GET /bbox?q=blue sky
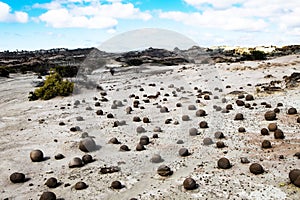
[0,0,299,51]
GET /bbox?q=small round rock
[289,169,300,184]
[39,192,56,200]
[217,157,232,169]
[120,145,130,151]
[30,149,44,162]
[179,148,190,157]
[214,131,225,139]
[157,165,173,176]
[264,111,276,121]
[274,129,285,139]
[68,157,83,168]
[268,123,277,131]
[234,113,244,120]
[261,128,269,135]
[287,107,297,115]
[10,172,25,183]
[183,178,197,190]
[199,121,208,128]
[79,137,97,152]
[45,177,58,188]
[111,181,122,189]
[150,154,163,163]
[189,128,198,136]
[136,143,146,151]
[82,154,93,164]
[75,181,88,190]
[203,137,213,145]
[249,163,264,175]
[262,140,272,149]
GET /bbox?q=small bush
[29,72,74,100]
[0,67,9,77]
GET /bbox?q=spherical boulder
[30,149,44,162]
[69,157,83,168]
[10,172,25,183]
[109,137,121,144]
[183,178,197,190]
[45,177,58,188]
[287,107,297,115]
[179,148,190,157]
[289,169,300,186]
[199,121,208,128]
[111,181,122,189]
[157,165,173,176]
[238,127,246,133]
[264,111,276,121]
[203,137,213,145]
[79,137,97,152]
[182,115,190,121]
[274,129,285,139]
[216,141,226,148]
[189,128,198,136]
[196,109,206,117]
[214,131,225,139]
[261,128,269,135]
[136,126,146,133]
[217,157,231,169]
[249,163,264,175]
[74,181,88,190]
[150,154,163,163]
[234,113,244,120]
[245,94,254,101]
[82,154,93,164]
[261,140,272,149]
[188,105,196,110]
[268,123,277,131]
[160,106,169,113]
[39,192,56,200]
[139,136,150,145]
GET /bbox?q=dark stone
[261,128,269,135]
[109,137,120,144]
[245,94,254,101]
[96,110,104,115]
[199,121,208,128]
[236,100,245,106]
[139,136,150,145]
[289,169,300,184]
[179,148,190,157]
[10,172,25,183]
[183,178,197,190]
[196,109,207,117]
[54,153,64,160]
[264,111,276,121]
[217,157,231,169]
[216,141,226,148]
[74,181,88,190]
[30,150,44,162]
[234,113,244,120]
[262,140,272,149]
[287,107,297,115]
[136,143,146,151]
[274,129,285,139]
[39,192,56,200]
[79,137,97,152]
[111,181,122,189]
[249,163,264,175]
[82,154,94,164]
[238,127,246,133]
[45,177,58,188]
[120,145,130,151]
[157,165,173,176]
[214,131,225,139]
[268,123,277,131]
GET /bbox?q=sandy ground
[0,55,300,200]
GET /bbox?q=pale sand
[0,55,299,200]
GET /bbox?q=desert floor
[0,55,299,200]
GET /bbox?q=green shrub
[0,67,9,77]
[30,72,74,100]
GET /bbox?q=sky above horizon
[0,0,299,51]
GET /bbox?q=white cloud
[37,0,152,29]
[0,2,28,23]
[159,11,267,31]
[161,0,300,33]
[184,0,246,9]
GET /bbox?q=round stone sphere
[261,128,269,135]
[268,123,277,131]
[45,177,58,188]
[39,192,56,200]
[183,178,197,190]
[289,169,300,184]
[261,140,272,149]
[196,109,206,117]
[75,181,88,190]
[217,157,231,169]
[157,165,173,176]
[189,128,198,136]
[79,137,97,152]
[287,107,297,115]
[68,157,83,168]
[264,111,276,121]
[10,172,25,183]
[150,154,163,163]
[111,181,122,189]
[179,148,190,157]
[274,129,285,139]
[249,163,264,175]
[82,154,93,164]
[30,149,44,162]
